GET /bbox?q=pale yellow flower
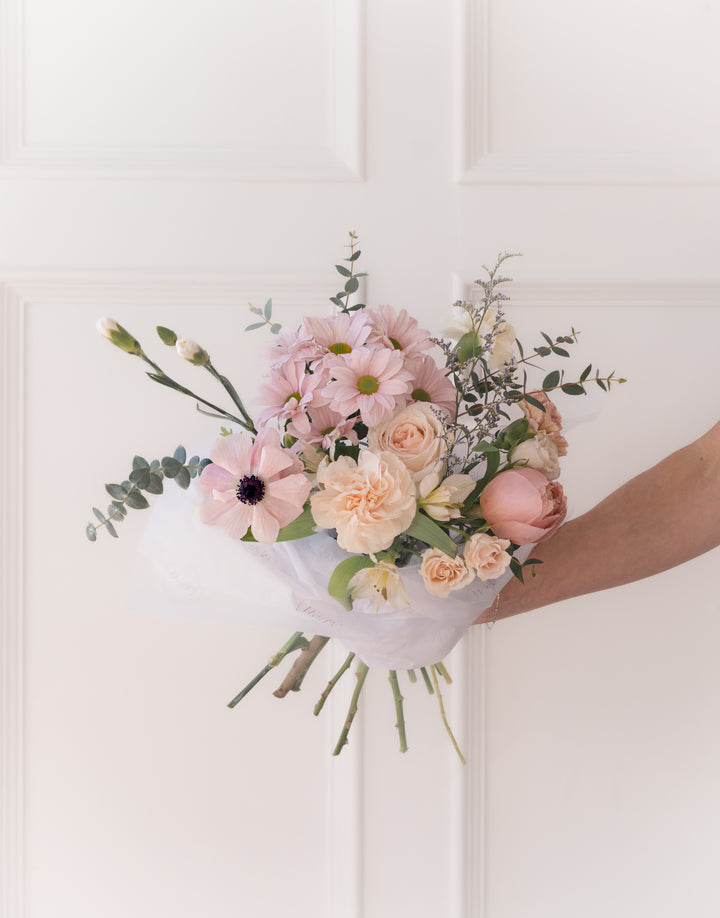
[349,562,410,610]
[417,471,475,521]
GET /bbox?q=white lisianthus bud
[510,430,561,480]
[96,317,142,355]
[176,338,209,366]
[349,561,410,611]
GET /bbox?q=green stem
[314,652,355,716]
[206,362,257,433]
[273,635,329,698]
[420,666,434,695]
[434,662,452,685]
[429,665,466,765]
[388,671,408,753]
[407,669,417,684]
[227,632,308,708]
[332,660,369,756]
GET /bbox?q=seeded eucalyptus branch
[86,446,211,541]
[329,230,367,313]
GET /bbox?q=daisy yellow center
[329,342,352,355]
[389,337,402,350]
[236,474,265,506]
[357,375,379,395]
[411,387,431,402]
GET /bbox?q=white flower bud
[176,338,209,366]
[96,317,141,354]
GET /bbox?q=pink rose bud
[479,467,567,545]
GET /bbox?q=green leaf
[596,378,607,391]
[347,250,361,261]
[199,458,212,472]
[522,393,546,412]
[344,276,359,294]
[245,322,265,331]
[561,383,586,395]
[105,483,127,500]
[405,511,457,556]
[173,445,187,464]
[145,473,164,494]
[551,346,570,358]
[264,298,272,319]
[580,364,592,382]
[476,449,501,490]
[542,370,560,390]
[129,468,150,489]
[335,264,352,277]
[496,417,533,451]
[105,520,118,538]
[125,490,150,510]
[92,507,105,522]
[541,332,553,346]
[162,457,182,478]
[132,455,150,470]
[327,555,375,610]
[174,467,191,490]
[156,326,177,346]
[86,523,97,541]
[472,439,500,454]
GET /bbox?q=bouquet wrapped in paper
[88,238,623,759]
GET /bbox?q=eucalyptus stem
[388,670,408,753]
[273,635,329,698]
[314,651,355,716]
[332,660,369,756]
[429,665,466,766]
[420,666,434,694]
[227,632,308,708]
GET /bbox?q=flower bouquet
[88,236,623,760]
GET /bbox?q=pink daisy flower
[288,406,360,451]
[267,326,321,370]
[324,347,412,427]
[301,313,371,360]
[405,355,458,418]
[364,304,433,357]
[256,361,328,436]
[199,428,311,543]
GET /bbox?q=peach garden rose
[463,533,511,581]
[367,402,447,481]
[419,548,475,598]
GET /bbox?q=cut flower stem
[389,670,408,753]
[332,660,370,756]
[314,651,355,716]
[227,631,308,708]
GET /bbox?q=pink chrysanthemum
[199,428,311,543]
[405,355,457,418]
[256,361,328,436]
[364,304,433,357]
[288,406,359,450]
[324,348,412,427]
[301,313,371,361]
[267,326,320,369]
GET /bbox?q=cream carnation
[367,403,447,481]
[510,431,561,480]
[463,533,511,581]
[310,450,416,554]
[419,548,475,598]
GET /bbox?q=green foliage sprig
[329,231,367,313]
[86,446,210,541]
[245,298,281,335]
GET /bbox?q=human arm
[473,420,720,624]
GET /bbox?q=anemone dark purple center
[236,474,266,505]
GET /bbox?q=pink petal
[210,433,253,476]
[254,445,294,481]
[266,473,311,510]
[198,463,235,495]
[217,502,253,539]
[250,504,281,543]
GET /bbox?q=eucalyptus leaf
[173,445,187,464]
[129,468,150,489]
[561,384,586,395]
[344,276,359,294]
[335,264,352,277]
[85,524,97,542]
[348,250,361,261]
[162,457,182,478]
[199,458,212,472]
[404,512,457,556]
[150,459,160,471]
[264,298,272,319]
[542,370,560,390]
[92,507,105,522]
[105,483,127,500]
[132,455,150,470]
[105,520,118,538]
[245,322,265,331]
[174,467,191,490]
[580,364,592,381]
[551,346,570,358]
[145,473,164,494]
[125,490,150,510]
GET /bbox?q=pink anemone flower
[324,347,412,427]
[199,428,311,543]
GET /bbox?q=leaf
[125,490,150,510]
[510,557,525,583]
[199,457,212,472]
[129,468,150,489]
[344,276,359,294]
[264,298,272,319]
[580,364,592,382]
[522,393,547,412]
[561,383,586,395]
[92,507,105,522]
[105,483,127,500]
[85,523,97,542]
[541,332,553,346]
[174,467,191,490]
[173,445,187,464]
[145,473,164,494]
[596,378,607,391]
[132,455,150,470]
[245,322,265,331]
[156,326,177,346]
[476,449,501,490]
[335,264,352,277]
[347,250,361,261]
[105,520,118,538]
[327,555,375,610]
[551,346,570,358]
[241,504,317,543]
[404,512,457,556]
[472,439,500,454]
[162,457,182,478]
[542,370,560,390]
[496,417,533,451]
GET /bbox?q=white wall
[2,1,720,916]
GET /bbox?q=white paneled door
[2,2,720,916]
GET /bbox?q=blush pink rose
[479,467,567,544]
[520,392,568,457]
